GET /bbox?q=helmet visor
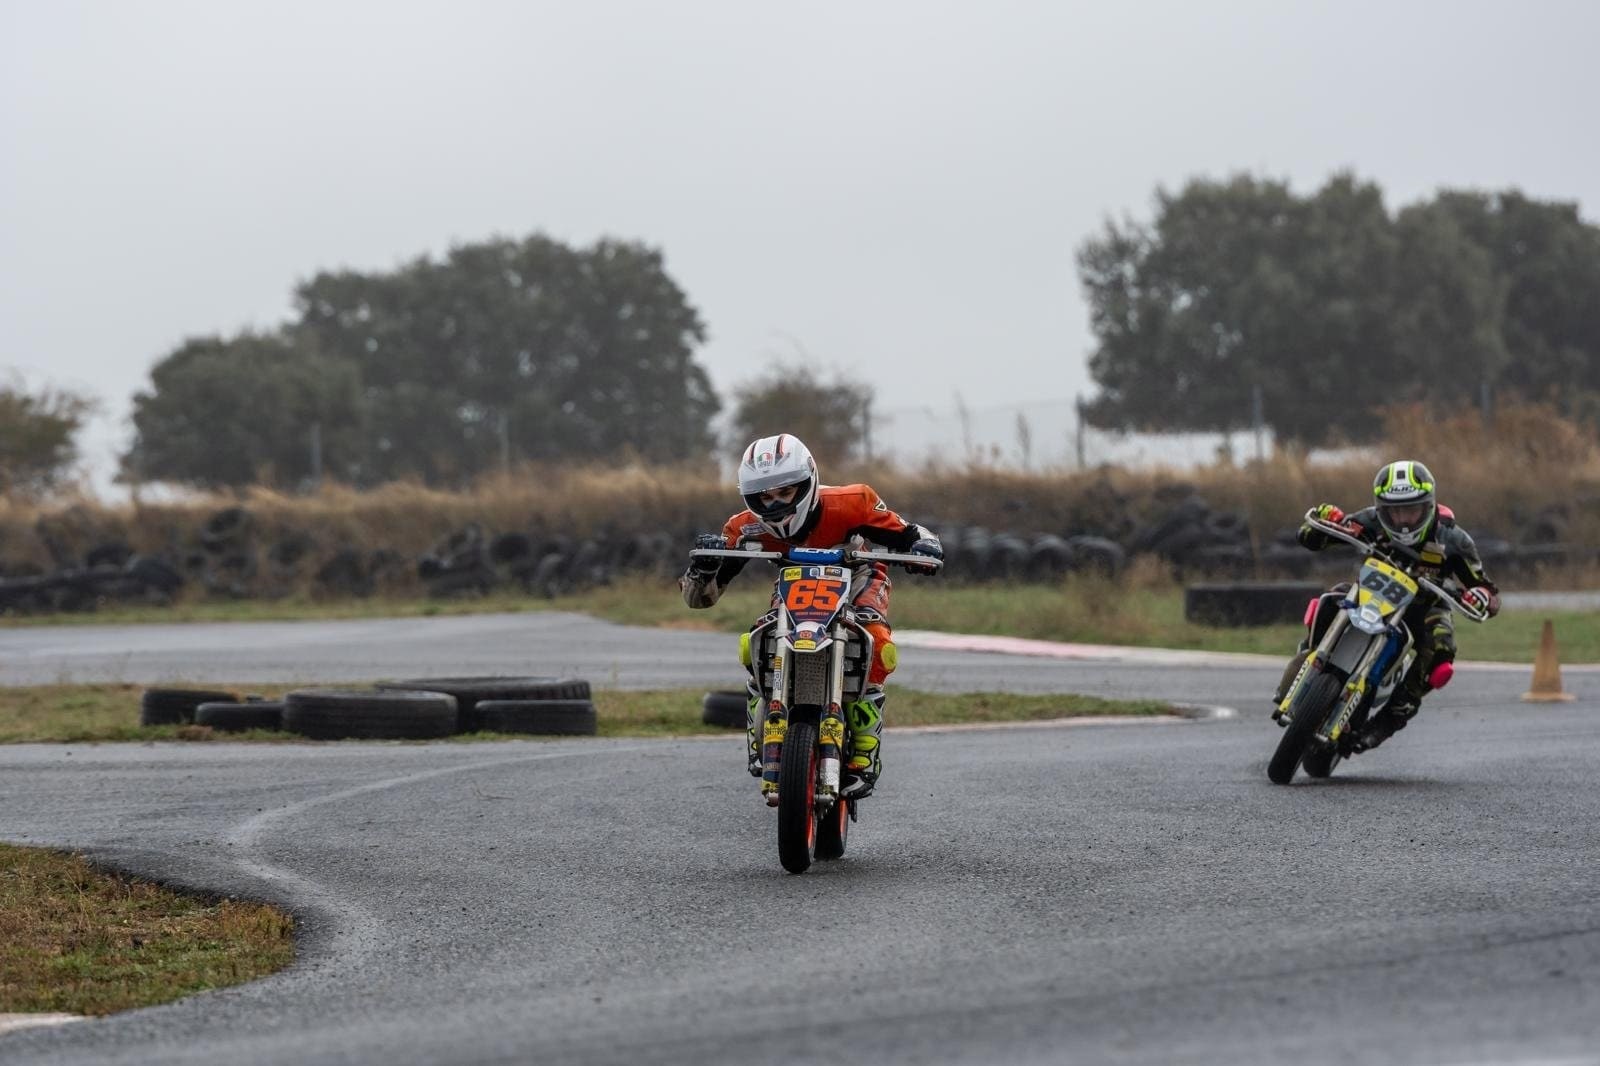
[745,478,811,519]
[754,485,799,516]
[739,467,809,495]
[1379,502,1431,533]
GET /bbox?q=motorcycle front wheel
[1268,670,1343,785]
[1301,746,1341,778]
[777,720,819,874]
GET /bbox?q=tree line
[7,179,1597,495]
[110,234,877,490]
[1078,174,1600,445]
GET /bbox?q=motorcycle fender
[1324,635,1387,742]
[1279,650,1320,714]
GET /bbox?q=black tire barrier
[1025,535,1076,581]
[127,555,184,595]
[421,564,497,597]
[1184,582,1325,627]
[1255,542,1317,579]
[376,676,592,733]
[489,532,534,567]
[200,507,253,553]
[140,687,239,726]
[986,534,1029,581]
[195,700,285,733]
[1131,495,1211,554]
[701,690,748,729]
[283,688,458,740]
[1184,543,1255,577]
[1066,535,1125,577]
[475,699,598,736]
[314,547,373,597]
[84,540,134,568]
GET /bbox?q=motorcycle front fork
[760,702,847,804]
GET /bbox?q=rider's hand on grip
[689,532,727,575]
[905,537,943,574]
[1311,503,1344,524]
[1461,586,1497,616]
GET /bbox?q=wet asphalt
[0,614,1596,1065]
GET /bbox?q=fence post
[309,422,323,490]
[1251,384,1265,461]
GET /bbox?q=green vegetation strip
[3,578,1593,662]
[0,684,1173,745]
[565,579,1600,664]
[0,843,294,1016]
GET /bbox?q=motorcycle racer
[1280,459,1499,751]
[681,433,943,797]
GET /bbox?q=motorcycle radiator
[790,648,831,707]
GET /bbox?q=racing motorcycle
[689,542,942,874]
[1267,509,1489,785]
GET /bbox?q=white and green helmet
[1372,459,1437,546]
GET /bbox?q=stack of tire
[139,687,286,733]
[937,526,1128,583]
[372,676,596,736]
[701,690,748,728]
[139,676,596,739]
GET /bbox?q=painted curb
[0,1013,86,1036]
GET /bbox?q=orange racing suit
[681,483,937,684]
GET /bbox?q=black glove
[905,537,943,573]
[688,533,727,576]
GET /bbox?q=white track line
[223,745,654,970]
[894,629,1600,673]
[0,1013,85,1036]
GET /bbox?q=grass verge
[0,843,294,1015]
[562,579,1600,664]
[3,578,1594,662]
[0,684,1175,744]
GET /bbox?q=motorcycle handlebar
[688,546,943,573]
[1302,511,1488,624]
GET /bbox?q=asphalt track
[1,614,1597,1065]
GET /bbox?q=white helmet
[737,434,819,539]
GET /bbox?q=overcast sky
[4,0,1598,484]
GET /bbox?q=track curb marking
[0,1013,85,1036]
[893,629,1600,673]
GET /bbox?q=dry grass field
[2,403,1596,597]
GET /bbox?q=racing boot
[1355,693,1419,752]
[744,680,762,778]
[842,687,886,799]
[1356,655,1449,752]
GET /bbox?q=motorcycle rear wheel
[777,720,819,874]
[1268,670,1343,785]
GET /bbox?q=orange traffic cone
[1522,619,1576,703]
